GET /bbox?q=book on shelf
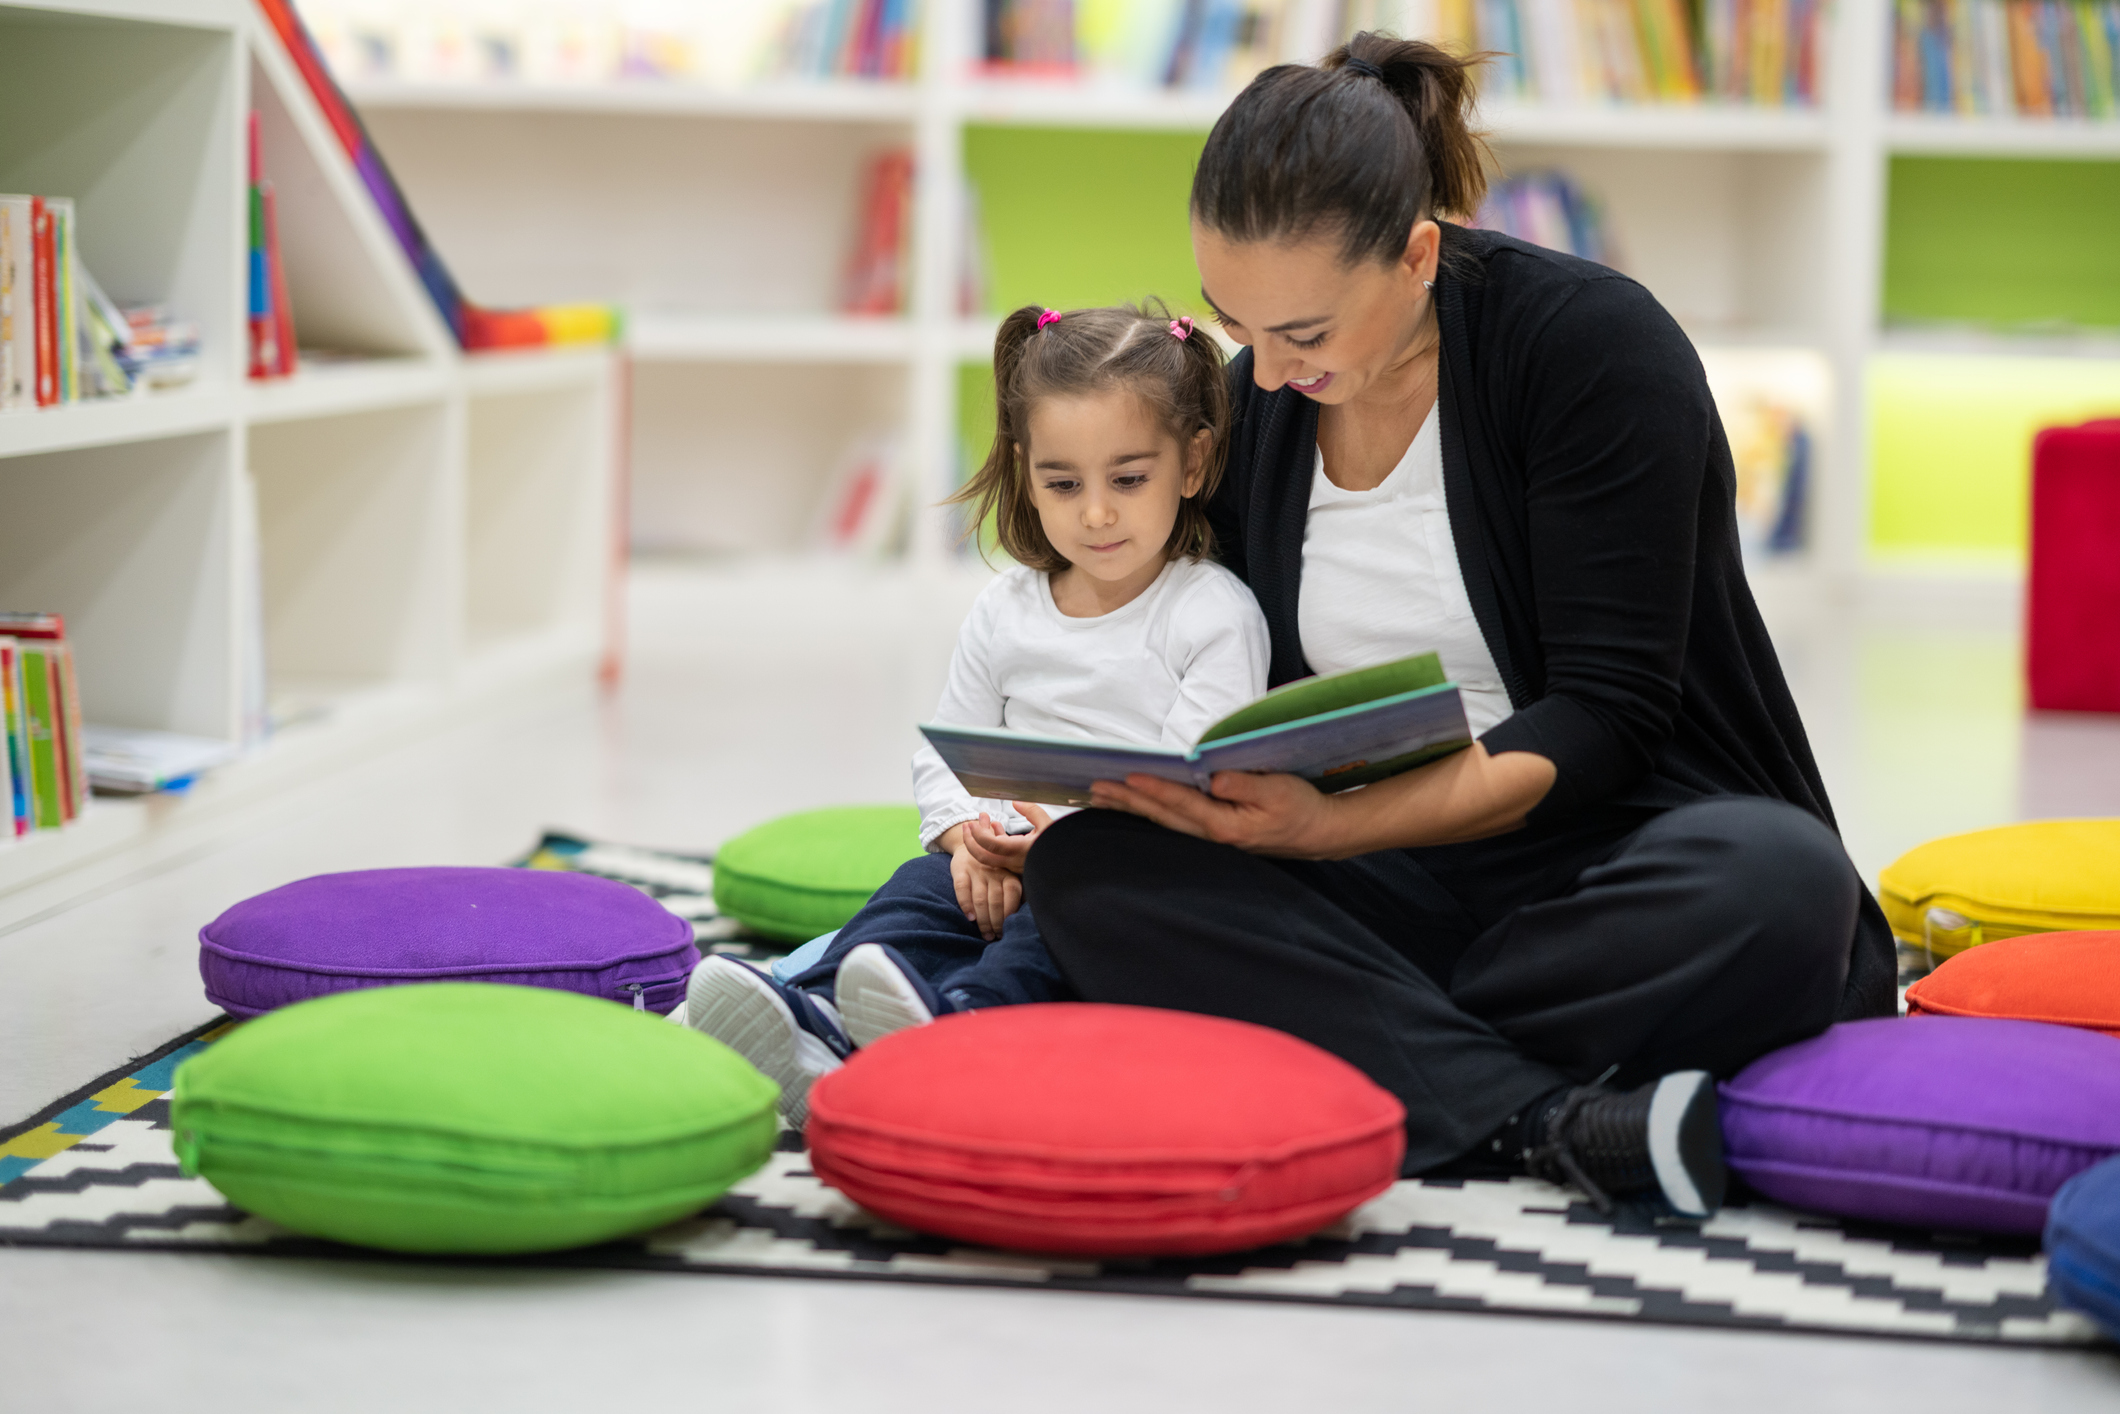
[1473,171,1610,262]
[0,614,87,834]
[247,111,300,381]
[812,431,910,556]
[921,651,1471,807]
[1894,0,2120,118]
[842,148,914,316]
[1,194,197,410]
[296,0,919,86]
[80,727,239,797]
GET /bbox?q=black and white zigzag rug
[0,833,2103,1349]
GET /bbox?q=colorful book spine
[31,198,56,407]
[1895,0,2120,116]
[0,616,85,829]
[0,639,25,838]
[0,197,26,410]
[17,646,63,830]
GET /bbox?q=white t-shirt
[912,557,1271,851]
[1298,407,1513,736]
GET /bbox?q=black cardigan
[1208,223,1895,1020]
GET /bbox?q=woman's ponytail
[1331,34,1489,221]
[1192,30,1493,264]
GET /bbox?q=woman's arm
[1089,742,1555,860]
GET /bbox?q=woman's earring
[1423,280,1434,291]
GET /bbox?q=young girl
[684,302,1271,1123]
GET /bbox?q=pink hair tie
[1169,316,1194,340]
[1036,308,1061,330]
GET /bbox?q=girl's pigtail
[1159,307,1230,563]
[946,306,1066,570]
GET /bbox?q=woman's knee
[1662,796,1859,964]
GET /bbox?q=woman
[1018,34,1896,1217]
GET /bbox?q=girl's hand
[1088,770,1339,859]
[950,833,1023,940]
[960,803,1054,874]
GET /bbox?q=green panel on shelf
[1868,353,2120,557]
[1884,158,2120,329]
[964,125,1210,318]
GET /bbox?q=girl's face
[1191,220,1441,403]
[1021,387,1209,596]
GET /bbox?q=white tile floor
[3,557,2118,1411]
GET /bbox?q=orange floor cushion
[1904,930,2120,1038]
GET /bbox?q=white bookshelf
[0,0,618,919]
[332,0,2120,593]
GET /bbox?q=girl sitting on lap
[684,302,1271,1124]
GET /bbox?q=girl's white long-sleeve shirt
[912,557,1272,851]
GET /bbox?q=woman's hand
[1088,745,1558,859]
[1089,770,1341,858]
[960,803,1054,874]
[946,825,1023,941]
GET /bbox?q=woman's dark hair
[950,301,1230,574]
[1191,32,1491,265]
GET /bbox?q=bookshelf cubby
[0,0,618,921]
[328,0,2120,593]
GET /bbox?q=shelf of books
[268,0,2120,597]
[0,0,617,917]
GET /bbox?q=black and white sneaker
[684,955,852,1128]
[1524,1070,1726,1218]
[835,943,959,1049]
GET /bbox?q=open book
[919,652,1471,808]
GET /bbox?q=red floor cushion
[1905,930,2120,1037]
[805,1004,1405,1256]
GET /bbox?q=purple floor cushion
[1720,1017,2120,1234]
[200,867,698,1018]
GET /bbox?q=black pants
[786,854,1072,1009]
[1025,795,1865,1174]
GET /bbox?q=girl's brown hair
[1190,33,1492,265]
[950,301,1230,574]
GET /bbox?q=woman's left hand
[1089,770,1339,859]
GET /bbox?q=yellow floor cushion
[1879,819,2120,963]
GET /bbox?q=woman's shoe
[684,955,851,1128]
[835,943,959,1049]
[1524,1071,1726,1218]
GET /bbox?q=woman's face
[1192,220,1440,404]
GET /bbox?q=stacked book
[1,614,87,839]
[1,195,198,411]
[1893,0,2120,117]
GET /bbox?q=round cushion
[2046,1155,2120,1340]
[805,1003,1406,1256]
[1905,930,2120,1037]
[712,805,923,943]
[171,983,778,1253]
[1720,1017,2120,1234]
[1878,819,2120,961]
[199,867,698,1017]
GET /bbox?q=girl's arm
[1088,742,1555,860]
[913,590,1010,854]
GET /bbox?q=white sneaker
[836,943,956,1049]
[684,955,851,1128]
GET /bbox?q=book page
[1195,652,1448,745]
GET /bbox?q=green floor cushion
[713,805,924,942]
[171,983,779,1254]
[1880,820,2120,966]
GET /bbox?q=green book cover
[1197,652,1448,743]
[19,647,62,829]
